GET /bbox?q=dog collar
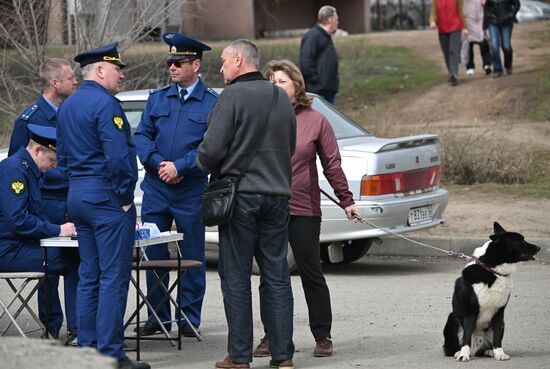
[474,259,507,277]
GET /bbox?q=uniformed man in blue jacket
[134,32,217,338]
[8,58,78,341]
[57,43,148,369]
[0,124,79,341]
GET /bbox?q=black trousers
[289,215,332,339]
[260,215,332,339]
[466,39,492,70]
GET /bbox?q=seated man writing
[0,124,79,345]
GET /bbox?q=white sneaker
[466,69,475,76]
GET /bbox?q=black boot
[117,356,151,369]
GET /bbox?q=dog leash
[319,188,473,261]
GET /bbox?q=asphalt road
[2,255,549,369]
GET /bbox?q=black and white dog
[443,222,540,362]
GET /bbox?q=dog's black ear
[493,222,506,234]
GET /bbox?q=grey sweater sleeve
[196,94,235,172]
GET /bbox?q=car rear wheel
[252,244,296,275]
[320,239,373,264]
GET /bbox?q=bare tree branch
[0,0,187,141]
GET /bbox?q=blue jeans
[218,193,294,363]
[488,23,513,74]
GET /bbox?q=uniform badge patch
[113,115,124,131]
[11,180,25,196]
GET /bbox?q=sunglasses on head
[166,59,194,68]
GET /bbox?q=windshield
[311,96,370,139]
[121,101,145,134]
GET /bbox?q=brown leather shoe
[253,335,271,357]
[269,359,294,369]
[314,337,333,357]
[215,356,250,369]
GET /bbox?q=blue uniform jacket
[57,80,137,206]
[134,79,217,183]
[8,95,68,196]
[0,148,60,242]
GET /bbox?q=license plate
[408,206,432,226]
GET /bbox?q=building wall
[45,0,372,45]
[181,0,255,40]
[254,0,315,37]
[254,0,371,37]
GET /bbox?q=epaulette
[205,87,219,97]
[19,104,39,121]
[150,85,171,94]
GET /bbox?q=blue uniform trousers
[38,197,80,330]
[67,178,136,360]
[141,175,206,329]
[0,238,79,330]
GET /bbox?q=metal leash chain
[319,188,473,261]
[353,215,472,261]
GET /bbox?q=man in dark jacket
[197,39,296,369]
[484,0,520,77]
[299,5,339,104]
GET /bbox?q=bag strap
[235,84,279,182]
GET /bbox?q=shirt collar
[36,95,58,120]
[230,71,265,85]
[20,148,41,179]
[82,80,113,95]
[177,78,200,100]
[42,94,59,112]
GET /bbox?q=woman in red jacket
[253,59,359,358]
[430,0,468,85]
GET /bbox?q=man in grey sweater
[197,39,296,369]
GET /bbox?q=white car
[517,0,550,22]
[117,88,448,269]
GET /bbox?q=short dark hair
[226,39,260,69]
[39,58,71,88]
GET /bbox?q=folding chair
[0,272,46,338]
[124,243,202,359]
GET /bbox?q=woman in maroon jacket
[254,59,359,358]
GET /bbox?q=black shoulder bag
[202,85,279,227]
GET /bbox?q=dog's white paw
[455,346,471,362]
[493,348,510,361]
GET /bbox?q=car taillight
[361,165,441,196]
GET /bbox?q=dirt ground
[364,21,550,238]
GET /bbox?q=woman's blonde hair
[263,59,313,108]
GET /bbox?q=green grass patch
[531,66,550,121]
[199,36,441,114]
[473,179,550,199]
[336,39,440,117]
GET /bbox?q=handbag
[202,85,280,227]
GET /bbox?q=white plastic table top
[40,231,183,248]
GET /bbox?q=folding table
[40,231,193,360]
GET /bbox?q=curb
[369,236,550,260]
